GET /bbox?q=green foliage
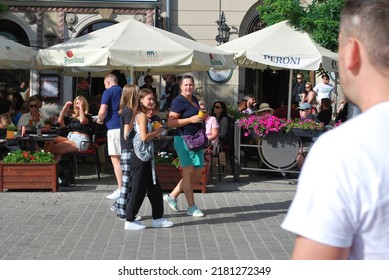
[257,0,305,27]
[226,104,242,120]
[155,152,180,168]
[0,4,7,13]
[284,118,324,132]
[44,118,52,125]
[257,0,343,52]
[3,150,55,163]
[6,124,17,131]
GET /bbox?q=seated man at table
[49,96,93,161]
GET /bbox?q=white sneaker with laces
[124,220,146,230]
[152,218,174,228]
[106,189,120,200]
[119,216,142,221]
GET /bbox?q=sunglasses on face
[214,106,221,109]
[29,104,38,108]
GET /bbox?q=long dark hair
[211,100,228,122]
[128,88,154,131]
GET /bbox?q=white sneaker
[106,189,120,200]
[120,216,142,221]
[152,218,174,228]
[124,220,146,230]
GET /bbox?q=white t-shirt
[204,115,219,141]
[17,111,48,131]
[282,102,389,260]
[313,83,335,102]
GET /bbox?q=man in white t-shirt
[313,73,336,112]
[282,0,389,260]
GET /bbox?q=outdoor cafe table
[17,133,58,153]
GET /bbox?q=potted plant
[6,123,17,139]
[0,150,58,192]
[284,119,324,137]
[155,152,182,191]
[43,118,52,131]
[238,115,325,138]
[238,114,288,137]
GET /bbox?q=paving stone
[0,164,297,260]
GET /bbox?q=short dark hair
[341,0,389,73]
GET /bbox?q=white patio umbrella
[217,20,337,71]
[36,19,235,74]
[0,36,33,69]
[217,20,338,118]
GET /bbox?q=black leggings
[125,154,164,222]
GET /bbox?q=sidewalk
[0,162,297,260]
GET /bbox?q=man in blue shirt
[97,73,123,200]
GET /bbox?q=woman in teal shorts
[164,75,205,217]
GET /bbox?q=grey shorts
[68,132,90,152]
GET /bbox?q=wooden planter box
[156,164,207,193]
[0,162,58,192]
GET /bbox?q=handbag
[132,114,153,162]
[133,132,153,161]
[182,128,208,151]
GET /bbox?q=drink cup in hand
[198,109,206,117]
[152,121,162,130]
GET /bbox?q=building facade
[1,0,297,112]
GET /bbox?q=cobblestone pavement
[0,163,297,260]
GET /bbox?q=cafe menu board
[39,74,60,99]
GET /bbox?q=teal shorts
[174,136,204,168]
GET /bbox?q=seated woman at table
[17,95,48,132]
[50,96,93,161]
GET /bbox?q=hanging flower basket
[238,115,325,138]
[288,128,324,138]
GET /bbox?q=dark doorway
[243,17,290,109]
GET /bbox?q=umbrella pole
[334,72,339,119]
[89,76,92,95]
[130,67,134,84]
[287,69,293,120]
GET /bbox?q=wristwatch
[207,69,233,84]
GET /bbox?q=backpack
[58,154,76,186]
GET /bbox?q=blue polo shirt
[101,84,122,130]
